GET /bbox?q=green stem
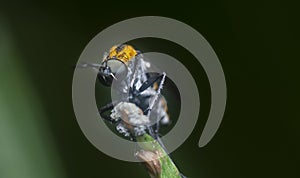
[136,134,182,178]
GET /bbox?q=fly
[77,44,185,178]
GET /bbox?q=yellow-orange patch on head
[106,44,138,63]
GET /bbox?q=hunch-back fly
[77,44,184,178]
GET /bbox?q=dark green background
[0,0,298,178]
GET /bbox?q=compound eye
[106,59,128,81]
[97,67,112,87]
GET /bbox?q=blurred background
[0,0,298,178]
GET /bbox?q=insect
[78,44,170,138]
[78,44,186,178]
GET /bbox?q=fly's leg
[136,72,167,141]
[180,173,188,178]
[145,72,166,115]
[137,72,166,94]
[99,101,119,124]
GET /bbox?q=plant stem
[136,134,182,178]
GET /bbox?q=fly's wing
[130,57,171,136]
[128,55,149,90]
